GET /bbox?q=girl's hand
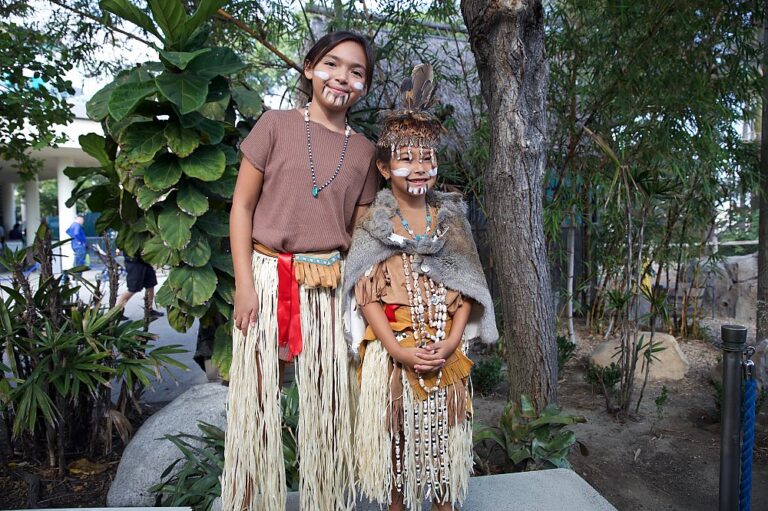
[394,346,445,373]
[423,339,460,363]
[234,287,259,334]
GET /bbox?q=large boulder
[107,383,228,507]
[590,332,689,381]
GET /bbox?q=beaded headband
[377,63,442,159]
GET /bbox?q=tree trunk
[758,6,768,342]
[461,0,557,408]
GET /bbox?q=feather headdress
[377,63,442,153]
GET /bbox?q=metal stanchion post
[719,324,747,511]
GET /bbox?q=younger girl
[344,64,498,511]
[224,32,379,511]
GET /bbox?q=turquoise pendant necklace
[395,203,432,241]
[304,103,351,198]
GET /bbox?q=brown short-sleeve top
[240,109,379,253]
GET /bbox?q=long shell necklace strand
[304,102,351,198]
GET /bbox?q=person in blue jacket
[66,215,88,267]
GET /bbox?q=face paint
[391,167,411,177]
[314,70,330,80]
[427,166,438,177]
[407,185,427,195]
[352,81,365,91]
[322,86,350,106]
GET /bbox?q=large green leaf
[216,274,235,305]
[168,305,195,332]
[210,250,234,277]
[155,71,209,114]
[158,206,196,249]
[121,121,166,162]
[145,154,182,191]
[186,48,246,79]
[198,93,229,121]
[164,122,199,157]
[79,133,112,168]
[136,186,171,210]
[147,0,187,46]
[86,81,118,121]
[196,209,229,236]
[176,181,209,216]
[182,0,229,42]
[181,236,212,267]
[160,48,211,70]
[115,227,145,257]
[100,0,162,40]
[108,81,158,121]
[155,280,179,309]
[196,166,236,199]
[168,264,217,306]
[141,235,174,266]
[180,112,225,144]
[211,323,232,380]
[179,146,225,181]
[231,87,263,117]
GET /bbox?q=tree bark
[461,0,557,408]
[758,5,768,342]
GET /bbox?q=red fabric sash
[277,253,302,360]
[384,304,399,322]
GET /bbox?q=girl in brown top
[224,32,378,511]
[343,65,497,511]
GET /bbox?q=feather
[398,63,434,111]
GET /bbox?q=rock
[107,383,228,507]
[753,339,768,392]
[590,332,690,381]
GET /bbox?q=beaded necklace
[304,102,351,198]
[395,203,432,241]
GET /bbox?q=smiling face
[377,146,438,198]
[304,40,368,110]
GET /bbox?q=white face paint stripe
[427,167,438,177]
[391,167,411,177]
[314,70,330,80]
[352,82,365,91]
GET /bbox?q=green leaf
[160,48,211,70]
[86,81,118,121]
[158,207,196,249]
[231,87,263,117]
[180,112,225,144]
[196,165,236,199]
[137,186,171,210]
[211,323,232,380]
[196,209,229,236]
[210,250,234,277]
[156,71,209,114]
[198,93,229,121]
[79,133,112,168]
[186,48,246,79]
[183,0,229,41]
[181,236,211,267]
[108,80,158,121]
[165,122,200,158]
[168,305,195,332]
[100,0,162,40]
[141,235,174,266]
[176,181,209,216]
[145,154,183,191]
[179,146,225,181]
[116,227,145,258]
[147,0,187,46]
[168,264,217,306]
[121,121,166,163]
[155,280,179,308]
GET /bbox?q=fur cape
[343,188,499,354]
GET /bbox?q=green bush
[585,362,622,393]
[557,335,577,374]
[471,356,504,395]
[473,395,587,473]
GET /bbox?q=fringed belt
[253,242,342,360]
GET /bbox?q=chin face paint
[406,185,428,195]
[322,86,350,106]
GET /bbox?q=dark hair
[300,31,375,98]
[375,145,391,166]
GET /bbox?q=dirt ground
[473,321,768,511]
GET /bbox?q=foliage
[471,356,504,396]
[0,2,75,177]
[0,222,185,471]
[654,384,669,423]
[584,363,622,394]
[473,394,587,473]
[556,334,577,374]
[67,0,252,374]
[152,384,301,509]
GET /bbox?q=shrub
[471,356,504,395]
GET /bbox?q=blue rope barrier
[739,362,756,511]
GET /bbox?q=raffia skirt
[221,251,356,511]
[355,336,474,511]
